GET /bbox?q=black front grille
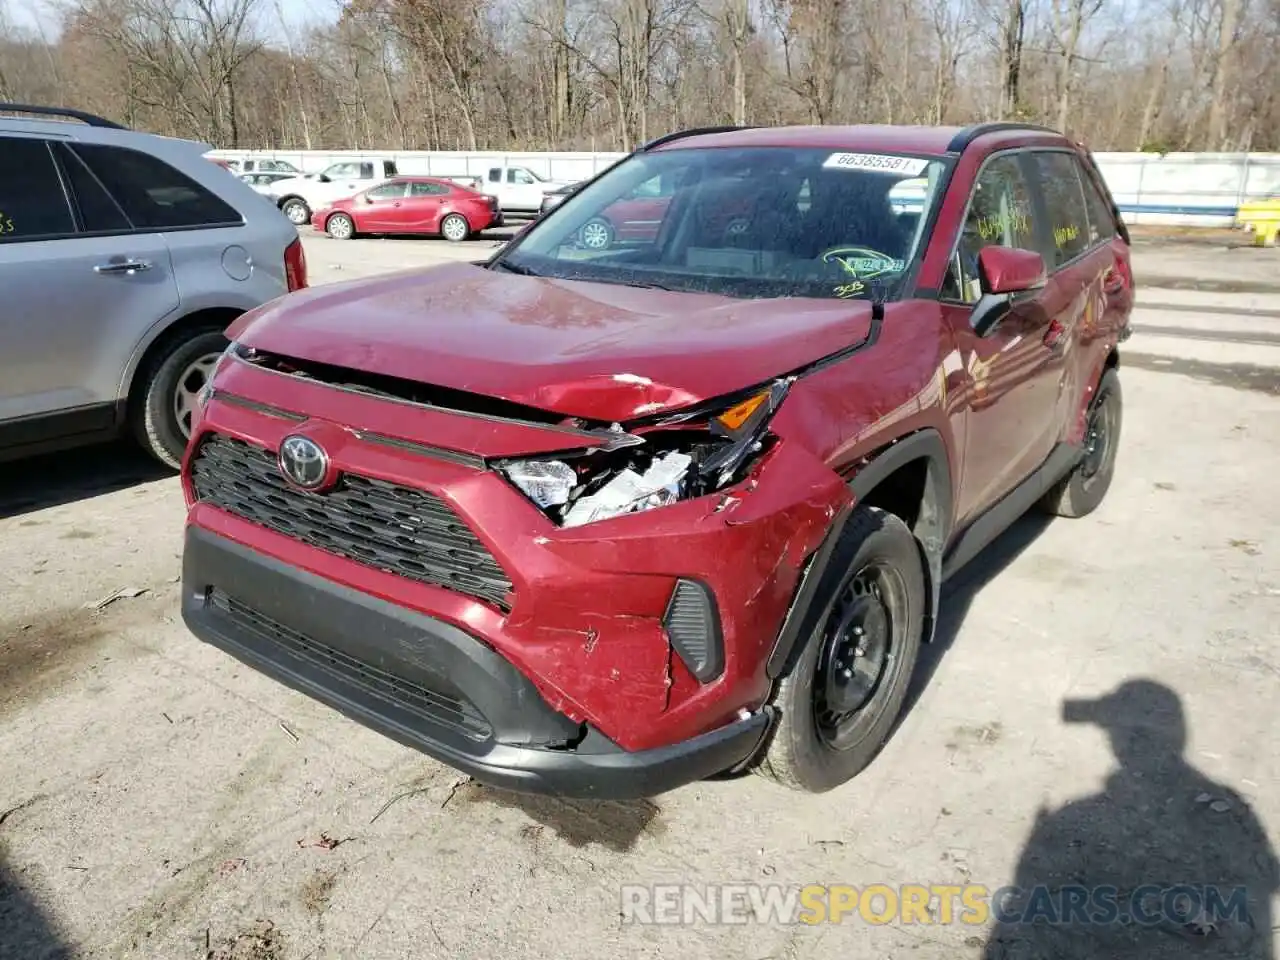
[191,433,513,610]
[209,589,492,741]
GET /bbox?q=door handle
[94,259,153,276]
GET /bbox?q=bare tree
[4,0,1277,151]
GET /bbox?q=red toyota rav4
[180,122,1133,799]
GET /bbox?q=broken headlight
[498,379,790,529]
[197,340,242,409]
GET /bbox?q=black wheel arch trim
[765,428,953,679]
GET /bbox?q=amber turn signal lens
[715,392,768,432]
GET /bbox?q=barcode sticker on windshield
[823,153,929,175]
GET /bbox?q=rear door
[606,173,672,242]
[0,135,179,434]
[938,151,1063,524]
[402,181,450,233]
[1024,149,1130,438]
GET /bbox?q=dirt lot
[1,234,1278,960]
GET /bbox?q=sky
[2,0,339,44]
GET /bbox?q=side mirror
[970,246,1047,338]
[316,174,331,183]
[362,195,374,204]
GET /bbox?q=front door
[356,181,410,232]
[939,151,1063,526]
[506,168,544,211]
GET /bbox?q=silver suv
[0,103,307,469]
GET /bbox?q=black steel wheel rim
[1080,389,1116,487]
[813,561,905,751]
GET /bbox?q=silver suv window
[0,138,76,240]
[70,143,242,231]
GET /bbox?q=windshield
[497,146,949,301]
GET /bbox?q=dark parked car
[180,122,1133,799]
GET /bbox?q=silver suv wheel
[173,353,221,440]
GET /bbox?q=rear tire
[326,213,355,240]
[440,214,470,242]
[132,329,229,470]
[754,507,926,793]
[1038,369,1122,518]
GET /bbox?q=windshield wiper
[595,277,681,292]
[491,259,542,277]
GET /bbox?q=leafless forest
[1,0,1277,153]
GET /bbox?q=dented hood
[229,261,875,422]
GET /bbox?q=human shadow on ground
[983,679,1278,959]
[0,849,76,959]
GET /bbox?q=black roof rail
[637,125,757,152]
[0,103,126,129]
[946,121,1061,154]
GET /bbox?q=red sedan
[311,176,503,242]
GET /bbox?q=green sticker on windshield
[822,248,906,281]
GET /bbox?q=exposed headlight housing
[497,379,791,529]
[196,340,241,409]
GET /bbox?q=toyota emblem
[278,435,329,490]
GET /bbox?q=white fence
[208,147,1280,227]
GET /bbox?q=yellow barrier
[1237,198,1280,246]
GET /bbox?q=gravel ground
[1,234,1277,960]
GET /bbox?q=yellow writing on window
[835,281,865,299]
[0,213,14,235]
[1054,224,1080,247]
[975,205,1031,241]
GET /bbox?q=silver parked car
[0,103,307,469]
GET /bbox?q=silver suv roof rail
[0,103,127,129]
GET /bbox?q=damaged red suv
[181,123,1134,798]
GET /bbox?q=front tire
[440,213,470,242]
[326,212,355,240]
[578,218,614,250]
[132,329,229,470]
[755,507,926,793]
[280,197,311,226]
[1038,368,1122,518]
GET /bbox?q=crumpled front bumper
[181,370,851,787]
[182,525,773,799]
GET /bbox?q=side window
[54,143,131,233]
[488,168,501,182]
[409,182,448,197]
[1028,151,1090,267]
[72,144,242,230]
[1077,160,1117,244]
[947,154,1038,303]
[0,137,76,240]
[365,182,406,200]
[509,168,535,185]
[357,163,372,178]
[383,161,399,176]
[325,162,359,178]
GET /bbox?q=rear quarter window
[1076,158,1118,244]
[1028,151,1091,267]
[71,143,243,230]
